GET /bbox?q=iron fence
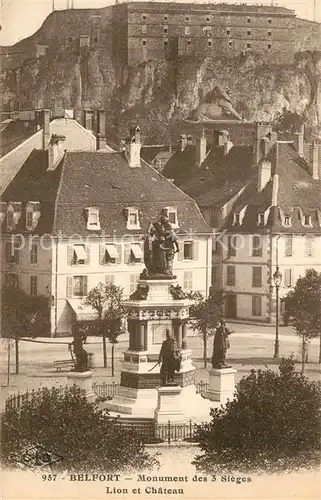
[5,381,209,412]
[110,419,200,444]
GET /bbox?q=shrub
[194,358,321,474]
[1,385,159,473]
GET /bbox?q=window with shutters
[252,295,262,316]
[284,269,292,287]
[72,276,88,297]
[68,244,90,265]
[5,240,19,263]
[26,210,33,230]
[7,208,14,230]
[30,276,38,296]
[183,270,193,290]
[100,244,120,265]
[126,208,140,230]
[227,235,236,257]
[252,266,262,287]
[183,241,193,260]
[5,273,19,288]
[30,243,38,264]
[226,266,235,286]
[203,26,212,37]
[252,235,262,257]
[162,206,178,227]
[105,275,115,284]
[284,235,293,257]
[304,236,314,257]
[130,274,139,294]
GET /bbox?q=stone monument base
[66,371,96,403]
[203,367,237,405]
[154,385,184,424]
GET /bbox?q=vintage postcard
[0,0,320,499]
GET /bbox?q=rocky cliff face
[1,30,320,144]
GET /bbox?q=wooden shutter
[252,267,262,287]
[284,269,292,287]
[284,235,292,257]
[124,243,131,264]
[116,244,122,264]
[227,266,235,286]
[85,244,90,265]
[5,242,11,262]
[252,295,262,316]
[177,241,183,261]
[67,244,74,266]
[252,235,262,257]
[99,244,105,265]
[66,276,73,297]
[105,275,115,284]
[83,276,88,296]
[192,240,199,260]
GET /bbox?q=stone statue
[211,320,232,369]
[69,325,89,372]
[129,283,149,300]
[169,284,186,299]
[158,329,182,386]
[141,215,179,278]
[188,85,242,122]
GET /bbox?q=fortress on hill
[2,1,320,69]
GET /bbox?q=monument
[66,327,96,403]
[105,215,212,421]
[203,320,237,405]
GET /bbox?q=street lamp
[273,266,282,358]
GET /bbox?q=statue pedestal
[105,278,212,422]
[66,371,96,403]
[154,385,184,424]
[203,368,237,405]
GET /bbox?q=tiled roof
[0,118,100,194]
[0,120,35,158]
[164,144,254,206]
[2,150,209,236]
[224,142,321,234]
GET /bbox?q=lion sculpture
[188,86,242,122]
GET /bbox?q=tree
[1,385,158,472]
[283,269,321,373]
[193,357,321,474]
[186,291,224,368]
[1,284,50,374]
[84,282,126,371]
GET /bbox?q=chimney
[42,109,51,150]
[224,140,233,156]
[293,124,304,156]
[213,129,229,147]
[257,159,272,192]
[124,126,141,168]
[310,141,319,180]
[84,109,94,132]
[195,131,207,167]
[179,134,187,152]
[253,122,273,164]
[96,109,107,150]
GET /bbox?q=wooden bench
[54,359,75,372]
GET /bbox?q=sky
[0,0,320,46]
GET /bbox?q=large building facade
[2,2,320,71]
[1,116,212,336]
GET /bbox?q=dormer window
[303,215,312,227]
[0,203,6,224]
[162,207,178,228]
[86,207,100,230]
[258,213,265,226]
[284,216,291,226]
[25,202,41,231]
[233,213,240,225]
[26,210,33,230]
[126,208,141,230]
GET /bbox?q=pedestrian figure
[158,329,181,385]
[211,320,232,369]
